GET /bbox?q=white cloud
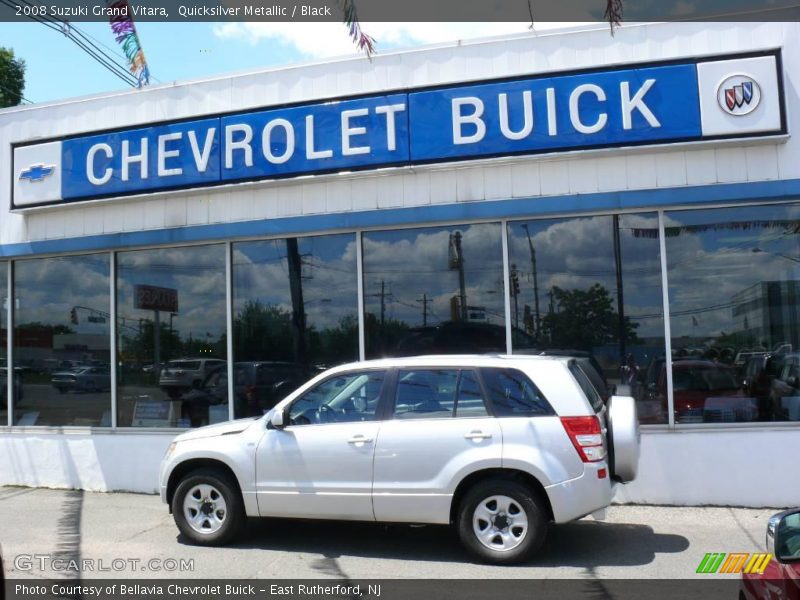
[212,22,548,59]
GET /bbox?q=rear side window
[569,363,605,413]
[481,368,553,416]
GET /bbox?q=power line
[1,0,139,87]
[0,79,34,104]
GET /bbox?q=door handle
[464,430,492,440]
[347,435,374,444]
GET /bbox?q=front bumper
[545,462,615,523]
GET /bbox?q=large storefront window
[13,254,111,426]
[116,245,227,427]
[363,223,505,358]
[665,203,800,424]
[232,234,358,417]
[507,213,666,423]
[0,262,8,426]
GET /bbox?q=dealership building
[0,21,797,506]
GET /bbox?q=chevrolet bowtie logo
[19,164,55,183]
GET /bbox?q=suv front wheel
[172,469,245,545]
[457,479,547,564]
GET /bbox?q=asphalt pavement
[0,486,781,580]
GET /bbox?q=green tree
[541,284,639,350]
[0,47,25,108]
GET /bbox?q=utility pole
[286,238,308,364]
[449,231,468,321]
[367,281,389,328]
[416,293,433,326]
[521,223,541,338]
[612,214,626,360]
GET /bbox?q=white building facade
[0,22,798,506]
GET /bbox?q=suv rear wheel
[457,479,547,564]
[172,469,245,545]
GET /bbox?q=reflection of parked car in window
[660,360,752,423]
[52,366,110,393]
[160,358,226,398]
[160,355,640,564]
[740,507,800,600]
[179,362,314,426]
[234,361,315,416]
[769,354,800,421]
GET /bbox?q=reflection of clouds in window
[665,204,800,339]
[507,214,664,338]
[117,245,227,338]
[232,234,357,330]
[363,223,505,327]
[15,255,110,331]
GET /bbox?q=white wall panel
[163,195,188,228]
[568,159,599,194]
[539,161,570,196]
[302,182,329,214]
[655,152,688,188]
[596,156,628,192]
[0,428,795,505]
[185,195,210,226]
[456,168,485,202]
[715,147,749,184]
[510,163,540,198]
[484,165,513,200]
[685,149,718,186]
[402,172,431,207]
[626,154,658,190]
[746,146,780,181]
[376,175,405,209]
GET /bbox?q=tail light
[561,416,606,462]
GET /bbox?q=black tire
[457,478,547,564]
[171,469,245,546]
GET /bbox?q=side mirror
[269,409,286,430]
[767,509,800,563]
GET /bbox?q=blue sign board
[13,52,784,207]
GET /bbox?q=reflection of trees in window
[233,300,358,367]
[541,284,640,351]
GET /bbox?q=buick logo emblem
[716,74,761,116]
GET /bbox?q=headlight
[164,442,177,459]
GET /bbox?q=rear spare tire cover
[607,395,640,483]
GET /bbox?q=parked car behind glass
[770,354,800,421]
[179,361,314,426]
[659,360,753,423]
[160,358,226,398]
[52,366,110,393]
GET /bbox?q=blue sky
[0,22,540,104]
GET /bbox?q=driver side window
[288,370,386,426]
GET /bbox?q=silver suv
[159,358,226,398]
[159,355,639,564]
